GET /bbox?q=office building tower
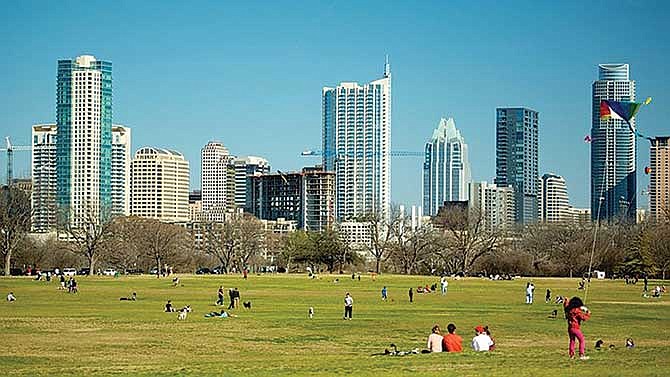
[111,125,131,216]
[591,64,637,222]
[423,117,471,216]
[469,182,516,231]
[201,141,235,222]
[322,58,391,221]
[188,190,204,223]
[495,107,539,224]
[650,136,670,222]
[540,173,570,223]
[56,55,112,228]
[31,123,58,232]
[130,147,189,223]
[231,156,270,212]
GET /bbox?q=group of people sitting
[645,285,666,298]
[416,283,438,294]
[426,323,495,353]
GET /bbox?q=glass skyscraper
[591,64,636,222]
[322,59,391,221]
[422,117,471,216]
[495,108,539,224]
[56,55,113,227]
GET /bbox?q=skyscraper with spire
[322,58,391,220]
[423,117,471,216]
[591,64,636,222]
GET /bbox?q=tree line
[2,185,669,278]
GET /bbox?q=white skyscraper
[31,123,58,232]
[322,59,391,221]
[111,125,131,216]
[56,55,113,228]
[423,117,471,216]
[201,141,235,221]
[540,173,570,223]
[130,147,190,223]
[469,181,516,231]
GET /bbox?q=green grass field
[0,274,668,376]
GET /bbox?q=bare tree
[130,217,190,277]
[279,231,309,272]
[0,186,32,275]
[233,215,266,271]
[106,216,145,273]
[57,204,116,275]
[433,205,500,275]
[359,206,402,273]
[391,223,435,274]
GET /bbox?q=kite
[584,135,592,143]
[644,166,652,175]
[599,97,653,140]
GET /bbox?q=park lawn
[0,274,668,376]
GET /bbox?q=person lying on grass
[204,309,237,318]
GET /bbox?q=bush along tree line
[2,189,670,278]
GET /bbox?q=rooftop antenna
[384,54,390,78]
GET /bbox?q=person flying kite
[599,97,652,140]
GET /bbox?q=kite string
[585,147,609,304]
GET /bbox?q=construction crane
[1,137,32,186]
[300,149,424,158]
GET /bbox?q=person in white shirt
[7,292,16,302]
[426,325,443,352]
[440,276,449,295]
[472,326,494,351]
[525,282,535,304]
[343,292,354,320]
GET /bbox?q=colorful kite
[599,97,652,140]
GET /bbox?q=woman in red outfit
[563,296,591,359]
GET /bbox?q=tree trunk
[286,256,291,274]
[375,258,380,274]
[88,253,96,276]
[155,257,161,278]
[4,251,11,276]
[569,268,573,279]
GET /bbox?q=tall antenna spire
[384,54,390,78]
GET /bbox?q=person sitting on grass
[172,277,180,287]
[426,325,443,352]
[165,300,175,312]
[442,323,463,352]
[471,325,494,352]
[7,292,16,302]
[120,292,137,301]
[484,326,496,351]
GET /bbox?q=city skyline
[2,1,669,209]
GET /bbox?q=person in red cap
[471,325,494,351]
[563,296,591,359]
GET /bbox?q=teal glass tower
[56,55,112,226]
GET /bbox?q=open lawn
[1,274,668,376]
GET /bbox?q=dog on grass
[243,301,252,309]
[548,309,558,319]
[308,307,314,319]
[177,305,192,320]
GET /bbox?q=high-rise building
[540,173,570,223]
[111,125,131,217]
[130,147,189,223]
[231,156,270,212]
[423,117,471,216]
[31,123,57,232]
[568,207,591,224]
[650,136,670,222]
[469,181,516,231]
[250,166,335,231]
[322,58,391,221]
[303,165,336,231]
[591,64,637,222]
[201,141,235,222]
[495,107,539,224]
[56,55,113,228]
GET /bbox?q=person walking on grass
[563,296,591,360]
[216,286,225,306]
[343,292,353,320]
[381,286,388,301]
[409,287,414,303]
[525,282,535,304]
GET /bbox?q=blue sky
[1,0,668,208]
